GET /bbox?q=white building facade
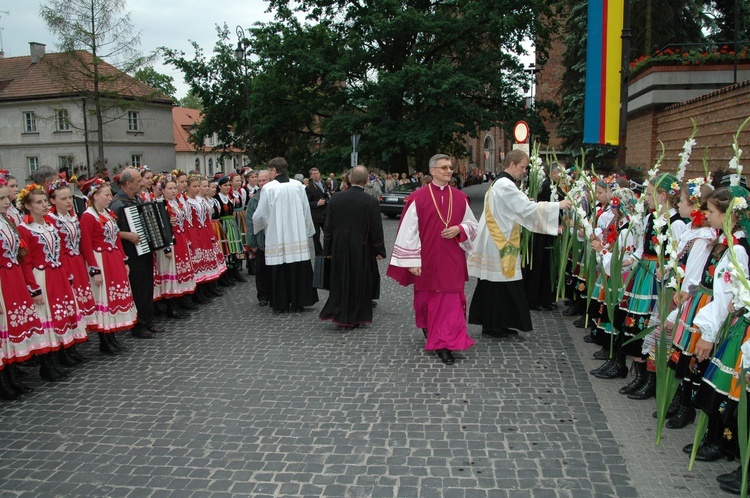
[0,43,175,181]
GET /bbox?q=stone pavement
[0,185,735,497]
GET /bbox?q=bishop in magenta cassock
[386,154,478,365]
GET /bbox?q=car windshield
[390,183,418,193]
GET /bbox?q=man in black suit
[306,167,331,256]
[319,166,386,328]
[109,167,165,339]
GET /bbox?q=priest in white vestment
[252,157,319,312]
[468,149,571,337]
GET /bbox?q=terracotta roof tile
[172,106,243,153]
[0,51,172,104]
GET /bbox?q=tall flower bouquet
[520,142,547,269]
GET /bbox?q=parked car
[379,182,420,218]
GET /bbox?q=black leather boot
[192,285,210,303]
[57,348,78,368]
[232,267,248,283]
[593,346,610,360]
[39,353,63,382]
[108,333,128,353]
[594,352,628,379]
[209,281,224,296]
[619,361,646,394]
[179,294,199,310]
[6,365,32,393]
[717,466,743,484]
[628,371,656,399]
[67,345,89,363]
[0,369,21,400]
[572,316,586,328]
[590,359,615,376]
[166,298,188,319]
[99,333,119,356]
[49,351,70,378]
[667,386,695,428]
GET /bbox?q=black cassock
[319,186,386,326]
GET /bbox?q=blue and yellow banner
[583,0,624,146]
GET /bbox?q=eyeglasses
[432,166,454,172]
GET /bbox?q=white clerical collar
[431,182,448,190]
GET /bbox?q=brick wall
[624,110,657,172]
[535,19,566,150]
[652,81,750,178]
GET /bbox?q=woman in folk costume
[0,175,45,400]
[5,175,22,226]
[46,179,96,364]
[683,187,750,482]
[17,184,87,381]
[79,179,138,356]
[185,176,224,302]
[587,188,639,368]
[152,174,196,319]
[584,176,619,346]
[658,178,718,428]
[467,149,572,338]
[171,169,212,311]
[610,174,688,398]
[214,175,247,284]
[138,166,156,202]
[230,172,250,249]
[202,178,229,286]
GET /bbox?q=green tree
[40,0,156,173]
[165,0,552,173]
[179,89,203,110]
[134,66,177,100]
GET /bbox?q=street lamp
[523,63,536,109]
[235,25,256,169]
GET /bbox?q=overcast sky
[2,0,533,100]
[1,0,275,98]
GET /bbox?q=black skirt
[468,279,532,332]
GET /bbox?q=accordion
[124,200,174,256]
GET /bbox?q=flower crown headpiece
[156,174,177,191]
[597,174,619,190]
[47,179,70,197]
[87,178,107,199]
[684,177,711,206]
[171,169,186,178]
[138,165,151,174]
[0,169,9,187]
[18,183,44,206]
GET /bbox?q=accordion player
[124,200,174,256]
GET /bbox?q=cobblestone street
[0,186,736,496]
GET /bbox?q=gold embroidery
[484,191,520,278]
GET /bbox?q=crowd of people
[0,163,268,401]
[5,148,750,494]
[543,162,750,496]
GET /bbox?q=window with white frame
[58,156,73,169]
[27,157,39,175]
[23,112,37,133]
[208,158,214,175]
[128,111,141,132]
[131,154,143,168]
[55,109,71,131]
[194,157,200,169]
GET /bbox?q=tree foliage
[40,0,155,173]
[134,66,177,100]
[165,0,550,174]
